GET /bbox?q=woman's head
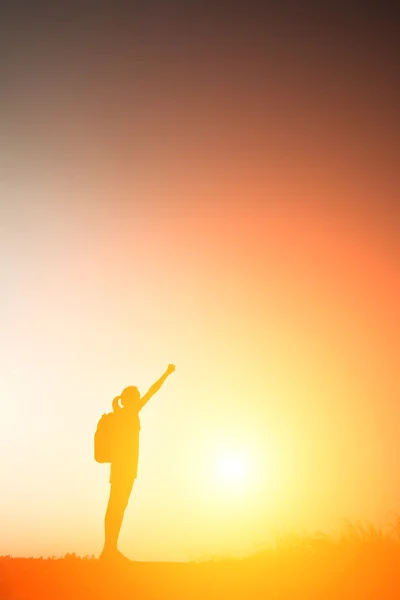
[120,385,141,409]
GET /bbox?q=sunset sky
[0,3,398,561]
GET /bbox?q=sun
[214,449,251,487]
[200,434,269,501]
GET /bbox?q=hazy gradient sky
[0,3,399,560]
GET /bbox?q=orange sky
[0,4,398,560]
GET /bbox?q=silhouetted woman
[100,364,175,562]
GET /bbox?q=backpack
[94,398,121,463]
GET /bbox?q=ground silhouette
[2,522,400,599]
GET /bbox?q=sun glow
[214,449,252,488]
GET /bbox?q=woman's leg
[103,478,134,554]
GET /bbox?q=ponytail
[112,396,122,411]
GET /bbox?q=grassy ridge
[1,522,400,599]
